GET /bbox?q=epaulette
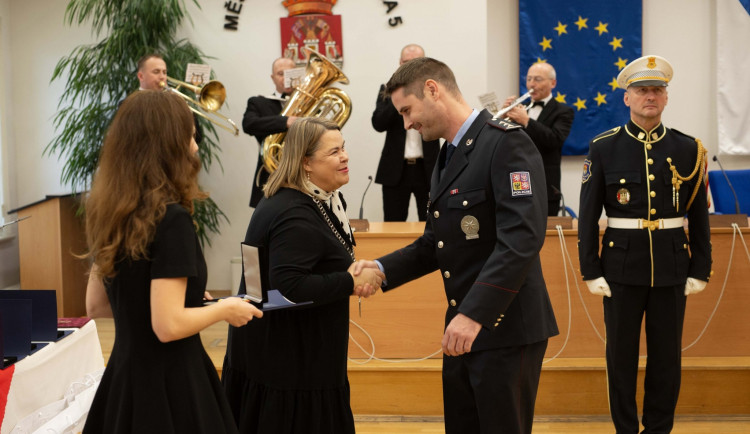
[670,128,696,141]
[592,126,620,143]
[487,117,523,131]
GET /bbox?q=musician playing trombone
[502,62,574,216]
[135,53,204,145]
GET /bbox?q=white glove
[684,278,707,296]
[585,277,611,297]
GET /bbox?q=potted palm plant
[46,0,226,246]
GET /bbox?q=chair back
[708,169,750,214]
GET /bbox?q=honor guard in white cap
[577,55,712,433]
[616,55,673,89]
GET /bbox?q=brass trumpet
[162,77,239,136]
[492,89,534,120]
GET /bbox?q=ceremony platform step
[347,357,750,416]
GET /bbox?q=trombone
[162,77,239,136]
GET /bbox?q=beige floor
[354,415,750,433]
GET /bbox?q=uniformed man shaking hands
[578,55,712,434]
[355,57,558,434]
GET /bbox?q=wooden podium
[10,195,88,317]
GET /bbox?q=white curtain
[717,0,750,155]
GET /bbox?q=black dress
[222,188,356,434]
[84,204,238,434]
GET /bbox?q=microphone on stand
[351,176,373,232]
[713,155,741,215]
[359,176,373,220]
[551,185,566,217]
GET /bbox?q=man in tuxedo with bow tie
[502,62,574,216]
[372,44,440,221]
[355,57,558,434]
[243,57,300,207]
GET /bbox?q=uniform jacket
[378,109,559,351]
[242,95,288,208]
[371,84,440,187]
[524,99,574,199]
[578,120,712,287]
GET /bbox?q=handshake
[347,259,385,298]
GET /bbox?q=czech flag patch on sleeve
[510,171,533,197]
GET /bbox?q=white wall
[1,0,747,290]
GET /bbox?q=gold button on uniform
[444,271,451,278]
[650,209,656,215]
[646,144,652,150]
[620,178,626,184]
[438,241,444,248]
[609,241,614,247]
[647,158,654,165]
[449,299,456,307]
[433,211,440,218]
[649,174,655,181]
[462,200,468,206]
[494,322,499,327]
[683,243,687,249]
[650,191,656,198]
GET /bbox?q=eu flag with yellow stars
[519,1,642,155]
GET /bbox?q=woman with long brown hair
[83,90,261,434]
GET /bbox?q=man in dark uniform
[502,62,574,216]
[371,44,440,221]
[243,57,299,208]
[578,55,712,434]
[356,57,558,434]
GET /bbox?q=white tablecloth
[0,321,104,433]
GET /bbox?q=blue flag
[519,1,642,155]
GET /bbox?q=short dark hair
[137,53,164,72]
[384,57,461,99]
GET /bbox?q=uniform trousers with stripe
[442,339,548,434]
[604,282,686,434]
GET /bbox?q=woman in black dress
[83,90,263,434]
[222,118,384,434]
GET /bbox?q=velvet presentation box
[0,298,32,368]
[0,290,63,342]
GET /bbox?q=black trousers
[381,160,429,221]
[442,339,548,434]
[604,282,686,434]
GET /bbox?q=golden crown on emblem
[282,0,337,16]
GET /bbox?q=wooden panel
[351,223,750,359]
[18,196,88,317]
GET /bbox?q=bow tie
[531,100,545,108]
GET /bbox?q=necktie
[445,143,456,166]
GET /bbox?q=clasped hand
[348,260,384,298]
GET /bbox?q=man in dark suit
[578,55,712,434]
[243,57,299,207]
[371,44,440,221]
[356,57,558,434]
[134,53,204,144]
[503,62,574,216]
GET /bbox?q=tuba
[261,48,351,174]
